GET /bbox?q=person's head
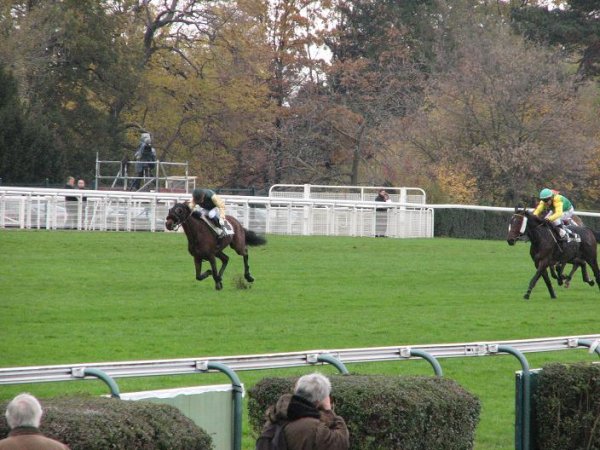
[141,132,151,145]
[77,179,85,189]
[539,188,553,204]
[294,373,331,405]
[5,393,43,429]
[379,189,386,196]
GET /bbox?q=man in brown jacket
[257,373,349,450]
[0,393,69,450]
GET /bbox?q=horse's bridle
[167,204,193,231]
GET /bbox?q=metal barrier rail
[1,335,598,385]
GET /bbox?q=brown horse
[165,202,266,290]
[507,207,600,299]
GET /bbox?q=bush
[0,396,213,450]
[248,374,480,450]
[533,362,600,450]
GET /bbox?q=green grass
[1,230,598,449]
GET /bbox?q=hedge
[434,208,600,240]
[434,209,513,240]
[533,362,600,450]
[0,396,213,450]
[248,374,480,450]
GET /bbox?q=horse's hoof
[215,282,223,290]
[589,281,595,287]
[245,274,255,283]
[551,295,557,299]
[523,294,530,300]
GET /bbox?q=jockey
[190,188,226,236]
[533,188,575,241]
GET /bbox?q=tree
[1,0,142,182]
[400,19,599,205]
[0,63,59,184]
[510,0,600,80]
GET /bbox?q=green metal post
[316,354,349,374]
[497,345,530,450]
[410,349,443,377]
[206,362,243,450]
[82,368,120,398]
[577,339,600,357]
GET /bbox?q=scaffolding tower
[95,153,196,193]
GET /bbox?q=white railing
[0,187,434,238]
[269,184,427,204]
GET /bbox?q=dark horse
[165,202,266,290]
[506,207,600,299]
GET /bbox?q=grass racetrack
[1,229,598,449]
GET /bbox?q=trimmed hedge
[434,208,600,240]
[533,362,600,450]
[248,374,480,450]
[0,396,213,450]
[434,209,512,240]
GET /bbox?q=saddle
[200,215,234,237]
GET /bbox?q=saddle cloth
[200,215,234,237]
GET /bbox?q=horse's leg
[231,241,254,283]
[242,253,254,282]
[525,262,556,300]
[550,264,562,285]
[579,263,594,286]
[194,257,212,281]
[206,256,223,290]
[540,267,557,299]
[561,263,581,289]
[588,259,600,292]
[216,251,229,280]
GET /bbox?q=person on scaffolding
[130,132,156,191]
[190,188,226,237]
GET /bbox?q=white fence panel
[0,187,434,238]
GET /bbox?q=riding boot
[557,226,569,242]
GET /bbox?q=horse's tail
[245,229,267,246]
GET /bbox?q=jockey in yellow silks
[533,188,575,241]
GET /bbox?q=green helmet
[539,188,553,200]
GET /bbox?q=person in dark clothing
[0,393,69,450]
[63,177,78,229]
[374,188,391,237]
[130,132,156,191]
[256,373,349,450]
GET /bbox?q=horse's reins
[170,206,194,231]
[534,220,563,253]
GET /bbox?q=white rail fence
[0,187,434,238]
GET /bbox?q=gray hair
[141,132,151,145]
[294,373,331,404]
[5,393,43,429]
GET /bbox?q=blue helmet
[539,188,553,200]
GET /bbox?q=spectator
[130,132,156,191]
[76,179,87,203]
[374,188,391,237]
[0,393,69,450]
[256,373,349,450]
[63,176,77,229]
